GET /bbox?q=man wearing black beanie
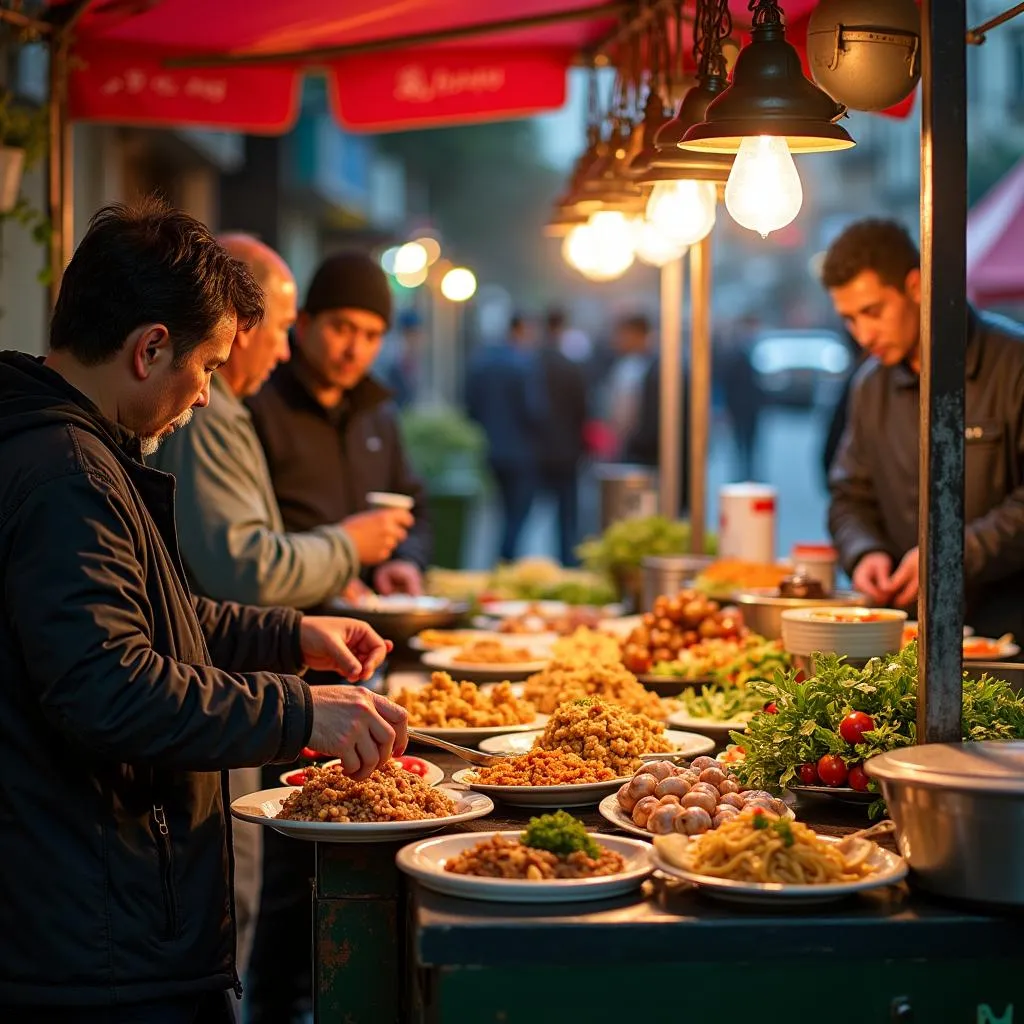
[248,251,431,600]
[245,252,432,1024]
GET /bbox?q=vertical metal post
[658,255,684,519]
[917,0,967,744]
[688,235,712,555]
[47,32,68,306]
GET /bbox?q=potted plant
[398,404,489,568]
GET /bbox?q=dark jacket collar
[892,305,984,389]
[270,355,394,420]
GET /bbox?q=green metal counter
[312,751,1024,1024]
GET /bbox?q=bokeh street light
[440,267,477,302]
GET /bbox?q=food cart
[28,1,1024,1021]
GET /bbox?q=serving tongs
[408,729,703,768]
[407,730,508,766]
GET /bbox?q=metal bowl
[328,595,469,645]
[731,588,868,640]
[867,742,1024,907]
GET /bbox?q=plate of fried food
[396,811,653,903]
[478,697,715,774]
[421,639,554,681]
[451,750,629,808]
[651,808,906,905]
[232,762,493,843]
[409,628,505,652]
[279,754,445,789]
[392,671,549,745]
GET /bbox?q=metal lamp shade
[680,20,856,154]
[627,92,671,178]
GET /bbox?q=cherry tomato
[797,763,819,785]
[763,701,778,715]
[301,746,327,761]
[394,756,429,778]
[839,711,876,745]
[284,770,306,786]
[847,763,871,792]
[817,754,849,787]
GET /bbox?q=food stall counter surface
[313,751,1024,1024]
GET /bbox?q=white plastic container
[718,483,777,564]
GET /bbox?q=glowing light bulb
[634,219,688,267]
[725,135,803,238]
[561,212,636,281]
[645,179,717,247]
[440,267,476,302]
[393,241,429,275]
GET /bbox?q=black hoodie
[0,352,313,1007]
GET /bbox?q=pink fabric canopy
[967,157,1024,306]
[51,1,915,133]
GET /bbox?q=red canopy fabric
[55,0,915,133]
[967,157,1024,307]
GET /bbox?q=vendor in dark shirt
[248,252,432,600]
[825,218,1024,639]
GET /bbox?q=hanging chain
[748,0,783,28]
[694,0,733,79]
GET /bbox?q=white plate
[278,757,445,789]
[962,637,1020,661]
[421,645,553,676]
[478,728,716,759]
[598,793,796,840]
[396,830,653,903]
[903,621,974,640]
[596,614,643,639]
[478,600,626,619]
[667,710,752,735]
[406,715,550,747]
[651,834,907,905]
[230,785,493,843]
[408,629,503,652]
[450,768,629,807]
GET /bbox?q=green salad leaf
[728,643,1024,816]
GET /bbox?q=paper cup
[366,491,415,511]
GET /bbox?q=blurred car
[749,329,853,408]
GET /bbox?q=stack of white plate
[780,607,907,659]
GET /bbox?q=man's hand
[374,560,424,596]
[851,551,894,604]
[300,616,392,682]
[341,509,413,566]
[307,687,408,780]
[889,547,920,608]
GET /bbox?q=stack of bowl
[780,607,907,661]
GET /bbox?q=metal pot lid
[866,741,1024,793]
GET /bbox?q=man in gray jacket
[151,234,412,1004]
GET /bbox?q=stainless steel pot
[866,741,1024,907]
[731,587,867,640]
[640,554,715,611]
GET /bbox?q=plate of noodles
[650,809,906,905]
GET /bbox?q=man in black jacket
[0,200,405,1023]
[824,218,1024,639]
[248,252,432,600]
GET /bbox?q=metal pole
[47,33,67,305]
[688,235,712,555]
[917,0,968,744]
[658,255,683,519]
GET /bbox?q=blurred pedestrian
[467,314,546,562]
[386,308,425,408]
[537,309,588,565]
[719,314,762,481]
[606,314,654,454]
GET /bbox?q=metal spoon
[407,730,509,766]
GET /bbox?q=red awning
[55,0,915,133]
[967,157,1024,307]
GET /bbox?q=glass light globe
[634,218,688,267]
[645,179,717,247]
[725,135,803,238]
[440,267,477,302]
[562,212,635,281]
